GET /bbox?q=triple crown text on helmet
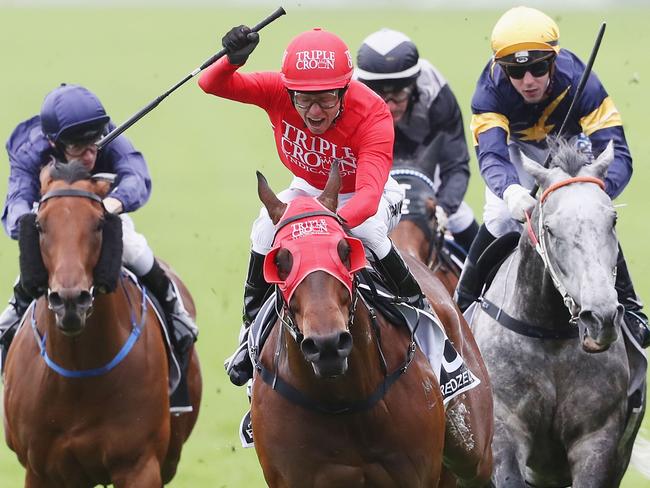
[295,50,336,70]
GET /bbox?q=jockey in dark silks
[454,6,649,348]
[0,84,199,409]
[355,28,479,254]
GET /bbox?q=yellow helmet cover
[491,6,560,60]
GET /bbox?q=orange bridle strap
[540,176,605,203]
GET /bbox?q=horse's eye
[34,220,43,233]
[96,219,105,232]
[337,240,351,267]
[544,223,553,236]
[613,214,618,228]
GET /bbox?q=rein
[253,282,418,415]
[526,176,606,324]
[30,276,148,378]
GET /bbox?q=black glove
[222,25,260,65]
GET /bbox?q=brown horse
[251,166,491,487]
[3,162,201,487]
[389,171,494,487]
[390,168,462,297]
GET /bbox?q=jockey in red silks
[199,27,426,386]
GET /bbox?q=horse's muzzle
[48,288,94,335]
[578,304,624,353]
[300,330,353,378]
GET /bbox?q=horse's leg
[488,419,526,488]
[442,390,493,487]
[438,467,457,488]
[112,456,163,488]
[25,470,58,488]
[566,430,622,488]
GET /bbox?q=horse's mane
[49,160,91,183]
[547,136,590,177]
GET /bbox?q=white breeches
[483,142,547,238]
[429,165,476,234]
[120,214,154,276]
[250,176,404,260]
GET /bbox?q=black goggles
[501,59,553,80]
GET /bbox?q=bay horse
[389,170,495,487]
[389,168,462,296]
[468,140,648,487]
[250,167,493,487]
[3,162,202,487]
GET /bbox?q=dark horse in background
[3,162,202,487]
[389,169,495,487]
[250,166,493,487]
[389,167,463,296]
[468,140,649,487]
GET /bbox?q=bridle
[525,176,608,324]
[268,208,360,346]
[253,209,417,414]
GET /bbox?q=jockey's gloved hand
[102,197,123,214]
[222,25,260,65]
[435,206,449,232]
[503,184,537,222]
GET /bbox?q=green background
[0,6,648,487]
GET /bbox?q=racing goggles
[292,90,341,110]
[501,58,553,80]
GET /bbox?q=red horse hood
[263,197,367,303]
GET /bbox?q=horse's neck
[393,221,430,264]
[511,240,569,325]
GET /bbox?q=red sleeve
[337,104,394,228]
[198,57,282,109]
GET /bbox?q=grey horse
[468,139,647,487]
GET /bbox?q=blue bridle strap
[30,277,148,378]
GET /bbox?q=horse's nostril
[77,290,93,309]
[48,292,63,309]
[337,331,353,356]
[301,338,318,359]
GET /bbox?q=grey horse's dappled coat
[469,139,646,487]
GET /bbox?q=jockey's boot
[374,243,426,309]
[140,260,198,411]
[615,245,650,348]
[0,281,33,371]
[454,224,496,313]
[451,219,479,255]
[224,250,272,386]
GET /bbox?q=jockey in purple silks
[0,84,198,410]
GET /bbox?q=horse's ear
[521,149,551,188]
[257,171,286,225]
[583,140,614,179]
[318,161,340,212]
[92,179,112,199]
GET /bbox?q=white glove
[503,184,536,222]
[102,197,123,214]
[435,205,449,231]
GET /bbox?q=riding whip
[530,22,606,197]
[97,6,287,151]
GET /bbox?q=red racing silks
[263,197,367,303]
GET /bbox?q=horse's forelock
[547,137,589,177]
[49,160,92,184]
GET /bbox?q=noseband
[526,176,607,323]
